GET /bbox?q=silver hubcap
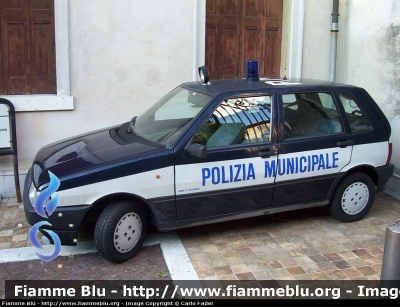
[341,181,369,215]
[113,212,142,253]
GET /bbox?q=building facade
[0,0,399,200]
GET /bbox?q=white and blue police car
[24,62,394,263]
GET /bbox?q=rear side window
[283,92,344,139]
[337,91,372,132]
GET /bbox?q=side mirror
[184,142,207,158]
[198,66,209,84]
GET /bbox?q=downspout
[330,0,339,82]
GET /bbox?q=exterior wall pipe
[330,0,339,82]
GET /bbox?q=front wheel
[94,201,148,263]
[329,173,375,222]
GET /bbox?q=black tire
[94,201,148,263]
[329,173,375,222]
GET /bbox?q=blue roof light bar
[246,60,260,81]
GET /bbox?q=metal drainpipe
[330,0,339,82]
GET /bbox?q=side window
[283,92,344,139]
[195,95,272,148]
[337,91,372,132]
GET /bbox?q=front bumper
[24,201,91,246]
[23,172,91,246]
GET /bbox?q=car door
[174,93,278,220]
[272,90,353,207]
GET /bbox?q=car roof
[181,78,355,96]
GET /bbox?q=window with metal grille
[195,95,272,148]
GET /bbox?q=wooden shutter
[0,0,56,95]
[206,0,283,79]
[0,16,4,94]
[262,0,283,78]
[206,0,241,80]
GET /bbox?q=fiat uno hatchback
[24,64,394,263]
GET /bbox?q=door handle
[258,150,278,158]
[337,140,354,148]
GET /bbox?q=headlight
[28,182,40,208]
[32,163,43,188]
[28,183,49,208]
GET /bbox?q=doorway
[205,0,283,79]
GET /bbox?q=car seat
[206,123,245,147]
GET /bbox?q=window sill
[0,94,74,112]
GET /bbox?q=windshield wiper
[126,116,137,134]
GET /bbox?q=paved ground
[1,192,400,299]
[177,193,400,281]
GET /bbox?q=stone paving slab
[0,244,171,299]
[176,193,400,281]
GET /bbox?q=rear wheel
[94,201,148,263]
[329,173,375,222]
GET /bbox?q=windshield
[132,87,212,146]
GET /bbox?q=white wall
[302,0,332,80]
[69,0,196,119]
